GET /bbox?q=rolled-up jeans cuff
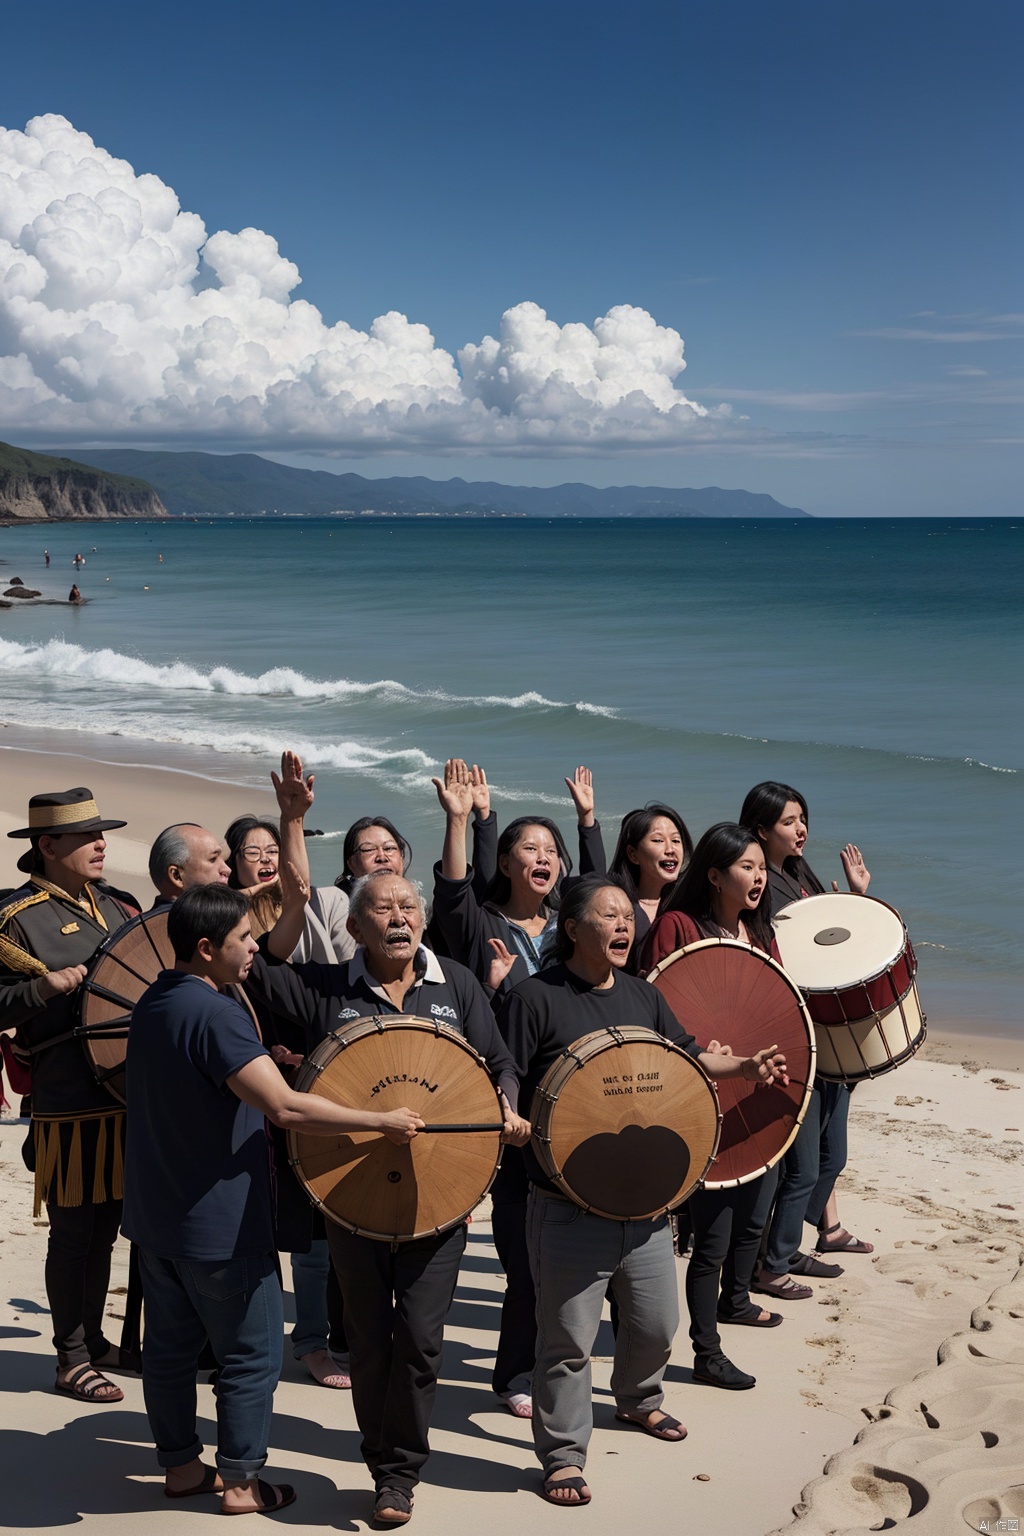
[216,1452,269,1482]
[156,1436,204,1470]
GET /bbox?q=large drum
[773,893,926,1082]
[530,1026,720,1220]
[77,909,174,1104]
[648,939,816,1188]
[288,1015,505,1242]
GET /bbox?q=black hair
[480,816,573,909]
[224,814,281,889]
[738,781,825,895]
[658,822,775,953]
[553,874,632,963]
[335,817,412,894]
[608,803,694,899]
[167,885,250,963]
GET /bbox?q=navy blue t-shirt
[122,970,273,1260]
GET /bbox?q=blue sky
[1,0,1020,514]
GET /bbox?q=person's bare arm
[698,1045,789,1086]
[228,1053,423,1142]
[272,749,314,891]
[265,861,310,960]
[433,758,475,880]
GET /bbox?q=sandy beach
[1,732,1021,1533]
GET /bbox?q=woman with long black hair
[739,782,873,1303]
[638,823,787,1390]
[577,794,694,969]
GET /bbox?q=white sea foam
[0,638,616,717]
[0,700,436,780]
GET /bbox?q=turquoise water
[0,516,1020,1034]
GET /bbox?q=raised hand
[379,1107,425,1144]
[432,758,476,820]
[742,1045,789,1087]
[272,750,315,819]
[840,843,871,895]
[565,765,596,827]
[706,1039,733,1056]
[39,963,88,1000]
[486,937,518,992]
[469,763,491,819]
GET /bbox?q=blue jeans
[759,1086,822,1274]
[805,1084,852,1230]
[139,1250,283,1481]
[290,1240,349,1361]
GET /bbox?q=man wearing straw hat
[1,787,139,1404]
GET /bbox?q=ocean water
[0,515,1020,1036]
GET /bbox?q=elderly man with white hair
[245,866,529,1527]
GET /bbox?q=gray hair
[348,870,426,927]
[149,823,201,889]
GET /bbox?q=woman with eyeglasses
[225,763,357,1394]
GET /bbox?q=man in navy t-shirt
[123,885,422,1516]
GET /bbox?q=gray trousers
[526,1187,679,1472]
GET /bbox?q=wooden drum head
[288,1016,504,1242]
[78,909,174,1104]
[531,1026,720,1220]
[648,939,816,1188]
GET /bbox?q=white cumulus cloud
[0,114,727,453]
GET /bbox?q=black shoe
[789,1251,844,1279]
[692,1353,755,1390]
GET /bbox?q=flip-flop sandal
[165,1465,223,1499]
[751,1272,813,1300]
[542,1473,592,1506]
[615,1410,687,1441]
[55,1364,124,1403]
[716,1308,784,1328]
[816,1224,874,1254]
[373,1486,414,1525]
[221,1479,296,1516]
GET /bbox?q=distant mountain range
[65,447,810,520]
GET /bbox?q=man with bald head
[148,824,231,906]
[246,869,530,1525]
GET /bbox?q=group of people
[0,754,877,1520]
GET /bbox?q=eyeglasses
[240,845,279,860]
[353,842,401,857]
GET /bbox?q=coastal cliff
[0,442,168,522]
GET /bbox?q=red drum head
[648,939,815,1188]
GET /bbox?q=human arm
[468,763,498,899]
[698,1044,789,1087]
[272,748,315,893]
[565,765,596,830]
[839,844,871,895]
[265,860,310,961]
[228,1053,423,1142]
[486,937,518,993]
[433,758,476,881]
